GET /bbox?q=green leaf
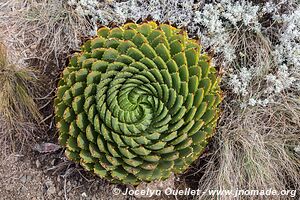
[140,162,158,170]
[123,29,136,40]
[71,82,86,96]
[118,147,136,159]
[94,162,108,177]
[69,121,80,137]
[185,48,199,67]
[86,124,97,143]
[102,48,119,62]
[77,132,89,150]
[173,52,187,67]
[65,149,80,162]
[160,24,173,38]
[123,165,140,175]
[80,150,96,163]
[76,112,88,131]
[146,141,166,150]
[127,47,144,60]
[140,43,156,59]
[58,133,69,146]
[132,146,151,156]
[67,136,80,152]
[91,60,108,72]
[89,143,102,158]
[136,169,153,181]
[199,77,212,95]
[155,43,171,61]
[55,102,67,118]
[161,151,179,161]
[57,85,69,99]
[63,107,75,122]
[123,157,143,167]
[170,40,183,56]
[132,32,147,47]
[108,28,123,39]
[107,142,121,157]
[91,37,105,49]
[97,135,108,153]
[202,109,216,125]
[117,40,136,54]
[137,23,152,36]
[97,27,110,38]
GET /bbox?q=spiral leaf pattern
[55,21,222,185]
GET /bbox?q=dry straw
[0,42,41,154]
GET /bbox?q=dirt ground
[0,145,183,200]
[0,143,196,200]
[0,153,129,200]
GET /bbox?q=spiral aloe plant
[55,21,222,185]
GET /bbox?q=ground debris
[33,143,61,153]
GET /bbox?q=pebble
[45,180,56,195]
[47,186,56,195]
[20,175,27,183]
[36,160,41,168]
[27,175,32,182]
[51,159,56,166]
[20,185,27,193]
[81,192,87,198]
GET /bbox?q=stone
[36,160,41,168]
[20,175,27,183]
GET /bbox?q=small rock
[47,186,56,195]
[51,159,56,166]
[34,143,61,153]
[27,175,32,182]
[20,185,27,193]
[45,180,53,187]
[36,160,41,168]
[294,145,300,153]
[58,191,62,196]
[81,192,88,198]
[45,180,56,195]
[20,175,27,183]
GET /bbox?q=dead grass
[195,22,300,200]
[0,0,93,155]
[0,42,41,155]
[196,95,299,200]
[0,0,93,69]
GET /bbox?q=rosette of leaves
[55,21,222,185]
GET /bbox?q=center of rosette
[96,64,162,136]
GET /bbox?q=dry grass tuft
[228,27,273,73]
[196,95,299,200]
[0,0,93,155]
[0,0,93,69]
[0,42,41,155]
[195,24,300,200]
